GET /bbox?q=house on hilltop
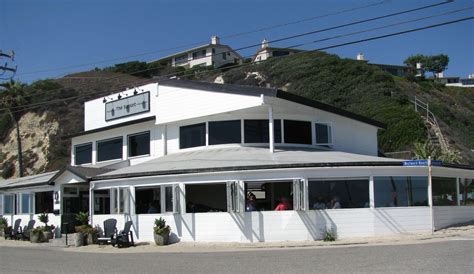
[148,36,243,69]
[252,39,304,63]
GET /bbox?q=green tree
[423,54,449,78]
[0,80,27,177]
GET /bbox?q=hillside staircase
[413,96,449,153]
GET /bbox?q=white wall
[433,206,474,229]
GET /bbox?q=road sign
[403,160,442,166]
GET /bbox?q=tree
[412,141,461,164]
[423,54,449,78]
[0,80,27,177]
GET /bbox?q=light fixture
[117,94,122,99]
[134,89,138,95]
[103,98,107,103]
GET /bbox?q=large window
[136,187,161,214]
[186,183,227,213]
[209,120,241,145]
[97,137,123,162]
[35,191,53,214]
[20,193,33,214]
[93,190,110,214]
[3,194,14,214]
[315,123,332,145]
[244,119,281,143]
[174,54,188,64]
[374,176,428,207]
[432,177,458,206]
[128,131,150,157]
[308,179,369,209]
[284,120,312,144]
[460,178,474,206]
[75,143,92,165]
[245,181,293,211]
[192,50,207,59]
[180,123,206,149]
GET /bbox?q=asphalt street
[0,240,472,273]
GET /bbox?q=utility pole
[0,49,23,177]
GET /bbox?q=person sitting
[274,196,292,211]
[245,192,258,212]
[312,197,327,210]
[331,196,341,209]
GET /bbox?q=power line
[4,16,472,115]
[17,0,388,76]
[10,0,458,102]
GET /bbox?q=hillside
[0,51,472,179]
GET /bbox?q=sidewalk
[1,223,473,254]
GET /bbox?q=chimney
[356,53,365,61]
[416,62,422,69]
[436,72,444,78]
[261,38,269,49]
[468,74,474,79]
[211,36,220,45]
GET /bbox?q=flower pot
[43,231,53,242]
[30,232,42,243]
[154,233,169,246]
[85,233,97,245]
[74,233,84,247]
[0,228,4,238]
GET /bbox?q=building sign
[403,160,442,166]
[105,91,150,121]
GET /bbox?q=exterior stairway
[413,96,449,153]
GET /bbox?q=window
[374,176,428,207]
[21,193,33,214]
[315,123,332,145]
[186,183,227,213]
[209,120,241,145]
[119,188,130,214]
[180,123,206,149]
[222,52,227,60]
[212,48,216,54]
[308,179,369,209]
[75,143,92,165]
[432,177,458,206]
[284,120,312,144]
[165,186,174,212]
[128,132,150,157]
[244,181,293,211]
[244,119,281,143]
[175,54,188,64]
[93,190,110,214]
[135,187,161,214]
[97,137,123,162]
[460,178,474,205]
[192,50,207,60]
[3,194,14,214]
[35,191,53,214]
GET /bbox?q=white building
[1,80,473,243]
[252,39,304,63]
[149,36,243,69]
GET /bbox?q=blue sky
[1,0,473,83]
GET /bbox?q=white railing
[413,96,449,152]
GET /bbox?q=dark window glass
[244,119,281,143]
[209,120,241,145]
[186,184,227,213]
[75,143,92,165]
[284,120,312,144]
[374,176,428,207]
[97,137,123,162]
[222,52,227,60]
[245,181,293,211]
[3,194,14,214]
[135,187,161,214]
[315,123,331,144]
[460,178,474,206]
[94,190,110,214]
[128,132,150,157]
[308,179,369,209]
[180,123,206,149]
[433,177,458,206]
[35,191,53,214]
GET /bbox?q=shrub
[75,211,89,226]
[38,212,49,226]
[323,229,336,242]
[0,217,8,227]
[153,217,171,235]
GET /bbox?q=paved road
[0,240,472,273]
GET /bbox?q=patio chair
[5,219,22,240]
[97,218,117,245]
[112,221,134,248]
[20,220,36,241]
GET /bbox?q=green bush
[323,229,336,242]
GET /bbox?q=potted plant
[30,227,44,243]
[0,217,7,238]
[74,211,89,247]
[153,217,171,246]
[38,212,53,242]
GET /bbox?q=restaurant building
[1,80,473,243]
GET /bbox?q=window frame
[96,136,123,163]
[374,176,429,208]
[283,119,312,145]
[179,122,206,149]
[208,120,242,145]
[74,142,93,165]
[3,194,15,215]
[127,131,151,158]
[315,122,333,146]
[20,192,34,214]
